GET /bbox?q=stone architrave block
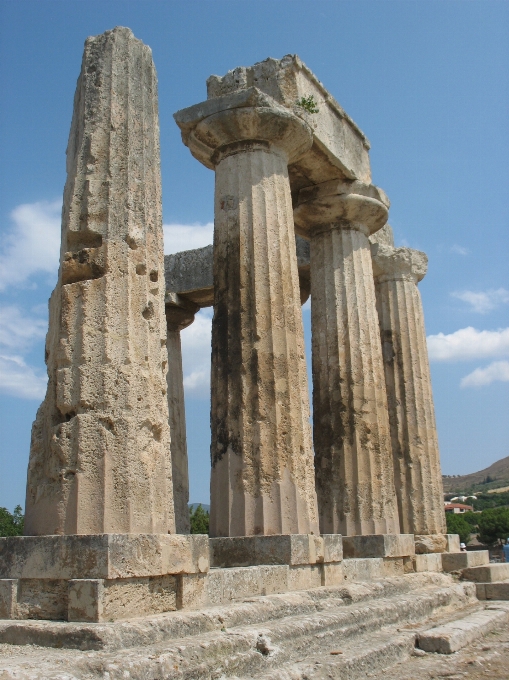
[204,55,372,186]
[413,553,443,573]
[445,534,461,553]
[0,580,17,619]
[461,563,509,583]
[342,534,415,560]
[258,565,289,596]
[0,534,209,580]
[209,537,257,568]
[382,558,406,577]
[441,550,489,573]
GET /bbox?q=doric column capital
[165,293,199,332]
[294,179,389,237]
[174,87,313,169]
[371,243,428,284]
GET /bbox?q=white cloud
[427,326,509,362]
[181,309,212,398]
[0,306,47,350]
[0,354,47,400]
[461,360,509,388]
[450,244,469,256]
[163,222,213,255]
[451,288,509,314]
[0,200,61,290]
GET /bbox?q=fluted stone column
[166,297,199,534]
[175,90,320,536]
[294,180,400,536]
[370,229,446,536]
[24,27,175,535]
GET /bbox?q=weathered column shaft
[210,144,318,536]
[174,90,320,537]
[165,300,198,534]
[294,180,400,536]
[371,237,446,535]
[25,27,174,535]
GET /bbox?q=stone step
[417,604,509,653]
[441,549,489,572]
[461,562,509,583]
[0,575,478,679]
[253,629,416,679]
[476,580,509,600]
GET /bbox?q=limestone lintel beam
[294,180,400,537]
[164,237,311,307]
[203,55,372,189]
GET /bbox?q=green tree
[445,512,472,544]
[0,505,24,537]
[189,504,209,535]
[477,507,509,546]
[462,511,480,529]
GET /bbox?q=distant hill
[189,503,210,512]
[443,456,509,493]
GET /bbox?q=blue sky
[0,0,508,511]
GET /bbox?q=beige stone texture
[24,27,174,535]
[209,534,342,568]
[294,180,400,536]
[342,534,415,559]
[175,89,319,537]
[441,550,489,572]
[165,297,199,533]
[176,573,208,610]
[342,557,385,582]
[383,557,406,577]
[371,237,446,536]
[288,564,323,591]
[414,534,448,554]
[205,55,372,189]
[413,553,443,573]
[0,580,17,619]
[461,563,509,583]
[321,563,344,586]
[0,534,209,580]
[445,534,461,553]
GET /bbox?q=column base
[0,534,209,622]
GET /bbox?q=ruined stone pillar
[165,297,199,534]
[175,90,319,536]
[24,27,175,535]
[294,180,400,536]
[370,229,446,537]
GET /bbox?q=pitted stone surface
[294,180,399,536]
[176,87,319,537]
[371,240,446,536]
[24,27,174,535]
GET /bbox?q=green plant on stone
[295,94,319,114]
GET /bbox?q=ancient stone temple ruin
[1,27,508,679]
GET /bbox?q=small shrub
[296,94,319,114]
[0,505,24,537]
[445,512,472,544]
[189,504,209,535]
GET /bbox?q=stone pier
[165,294,199,534]
[0,27,208,624]
[294,180,400,536]
[370,226,446,537]
[175,87,320,537]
